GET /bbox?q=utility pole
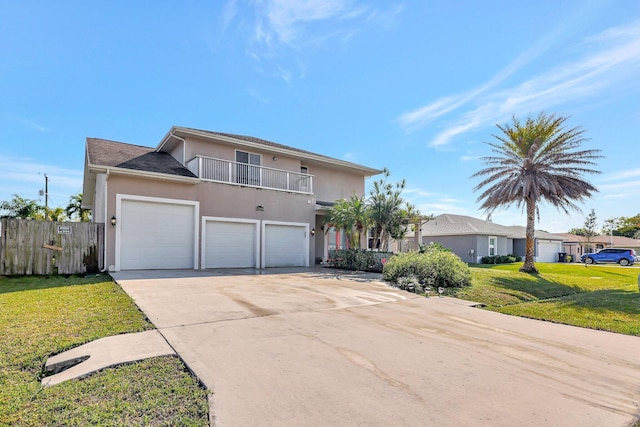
[44,174,49,221]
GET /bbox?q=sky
[1,1,639,233]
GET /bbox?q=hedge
[327,249,393,273]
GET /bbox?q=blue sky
[1,1,639,232]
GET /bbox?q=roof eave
[164,127,383,177]
[87,164,200,184]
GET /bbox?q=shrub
[327,249,393,272]
[481,254,520,264]
[382,250,471,288]
[397,275,423,293]
[418,242,451,253]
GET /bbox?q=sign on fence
[0,219,104,275]
[57,225,72,235]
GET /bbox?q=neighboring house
[420,214,566,263]
[556,233,640,260]
[82,126,381,271]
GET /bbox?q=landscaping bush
[327,249,393,272]
[481,254,521,264]
[418,242,451,253]
[382,250,471,288]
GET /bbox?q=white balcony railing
[186,155,313,194]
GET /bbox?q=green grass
[0,274,209,426]
[453,263,640,336]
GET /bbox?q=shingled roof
[86,138,196,178]
[164,126,382,176]
[423,214,566,240]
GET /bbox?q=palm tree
[473,112,602,273]
[368,168,407,251]
[323,193,369,249]
[65,193,91,222]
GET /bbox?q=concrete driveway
[112,268,640,427]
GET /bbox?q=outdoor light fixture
[310,228,316,236]
[256,205,264,211]
[110,215,117,227]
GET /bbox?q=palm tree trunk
[520,198,539,274]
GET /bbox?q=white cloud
[264,0,351,44]
[237,1,403,79]
[20,117,49,132]
[403,187,436,198]
[600,168,640,181]
[399,20,640,148]
[0,156,82,206]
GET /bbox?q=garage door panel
[264,224,307,267]
[205,220,257,268]
[536,241,562,263]
[120,200,195,270]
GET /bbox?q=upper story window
[235,150,261,185]
[488,236,496,256]
[300,166,309,174]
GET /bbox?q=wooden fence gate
[0,219,104,275]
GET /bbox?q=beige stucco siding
[103,174,316,269]
[182,136,302,174]
[311,166,365,202]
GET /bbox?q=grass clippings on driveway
[454,263,640,336]
[0,274,209,427]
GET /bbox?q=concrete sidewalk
[41,330,175,386]
[113,269,640,427]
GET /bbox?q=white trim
[114,194,200,271]
[163,127,382,177]
[201,216,260,269]
[488,235,497,256]
[261,220,310,268]
[88,165,200,184]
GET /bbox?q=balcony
[186,155,313,194]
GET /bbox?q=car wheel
[619,259,629,266]
[585,257,594,264]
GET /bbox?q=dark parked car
[581,248,637,266]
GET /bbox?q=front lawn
[0,274,209,426]
[453,263,640,336]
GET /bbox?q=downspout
[169,131,187,166]
[169,130,200,269]
[102,169,110,272]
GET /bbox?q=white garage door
[204,219,258,268]
[536,241,563,263]
[119,199,196,270]
[264,223,308,267]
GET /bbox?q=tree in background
[0,194,42,219]
[581,209,599,252]
[368,169,415,251]
[613,214,640,238]
[325,169,420,252]
[473,112,602,274]
[65,193,91,222]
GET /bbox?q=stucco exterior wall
[93,173,107,224]
[102,174,317,269]
[311,166,365,202]
[182,136,302,174]
[422,234,514,263]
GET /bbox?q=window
[488,236,496,256]
[235,150,261,185]
[299,166,310,192]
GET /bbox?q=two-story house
[82,126,381,271]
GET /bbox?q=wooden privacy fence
[0,219,104,275]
